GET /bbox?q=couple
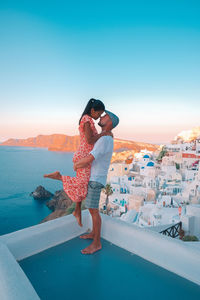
[44,99,119,254]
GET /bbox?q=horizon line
[0,133,165,145]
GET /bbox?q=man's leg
[79,231,94,239]
[81,208,102,254]
[79,213,95,239]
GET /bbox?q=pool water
[19,237,200,300]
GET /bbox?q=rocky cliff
[30,186,53,200]
[1,134,80,152]
[0,134,158,154]
[113,138,158,152]
[40,190,73,223]
[46,190,72,211]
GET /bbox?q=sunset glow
[1,1,200,144]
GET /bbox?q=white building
[181,204,200,239]
[107,163,130,182]
[182,153,200,168]
[196,137,200,154]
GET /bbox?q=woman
[44,99,111,226]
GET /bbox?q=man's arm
[74,154,95,171]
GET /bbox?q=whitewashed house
[181,204,200,239]
[107,163,130,182]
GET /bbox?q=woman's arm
[84,122,112,145]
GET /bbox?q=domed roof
[147,161,154,167]
[143,154,150,158]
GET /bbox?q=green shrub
[66,202,76,215]
[182,235,199,241]
[156,148,167,161]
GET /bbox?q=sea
[0,146,75,236]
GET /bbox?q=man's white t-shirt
[90,136,114,186]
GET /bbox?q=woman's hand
[73,163,77,171]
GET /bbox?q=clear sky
[0,0,200,144]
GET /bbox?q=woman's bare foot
[73,211,83,227]
[79,232,94,239]
[81,241,102,254]
[43,171,62,180]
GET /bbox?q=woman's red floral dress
[62,115,98,202]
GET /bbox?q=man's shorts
[85,181,104,209]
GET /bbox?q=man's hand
[73,154,95,171]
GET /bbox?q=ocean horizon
[0,146,75,235]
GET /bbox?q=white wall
[0,209,200,300]
[0,211,91,261]
[100,214,200,286]
[0,242,40,300]
[184,205,200,238]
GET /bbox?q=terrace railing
[160,222,182,238]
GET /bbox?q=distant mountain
[113,138,158,152]
[0,134,159,154]
[0,134,80,152]
[173,126,200,143]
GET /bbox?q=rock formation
[46,190,72,211]
[40,209,69,223]
[40,190,73,223]
[30,186,53,200]
[113,138,158,152]
[1,134,80,152]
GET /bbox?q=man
[74,110,119,254]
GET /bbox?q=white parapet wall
[0,210,200,300]
[0,242,40,300]
[0,210,91,261]
[0,211,92,300]
[100,214,200,286]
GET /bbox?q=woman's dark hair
[79,98,105,124]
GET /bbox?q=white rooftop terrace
[0,210,200,299]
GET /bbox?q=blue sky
[0,0,200,143]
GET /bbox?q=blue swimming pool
[19,237,200,300]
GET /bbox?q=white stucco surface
[100,214,200,286]
[0,210,200,300]
[0,242,40,300]
[0,211,91,261]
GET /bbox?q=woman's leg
[73,202,82,227]
[43,171,62,180]
[44,171,83,226]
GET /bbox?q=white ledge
[0,210,91,261]
[100,214,200,286]
[0,242,40,300]
[0,210,200,300]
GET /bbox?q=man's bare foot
[81,241,102,254]
[43,171,62,180]
[73,211,83,227]
[79,232,94,239]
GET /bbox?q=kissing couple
[44,98,119,254]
